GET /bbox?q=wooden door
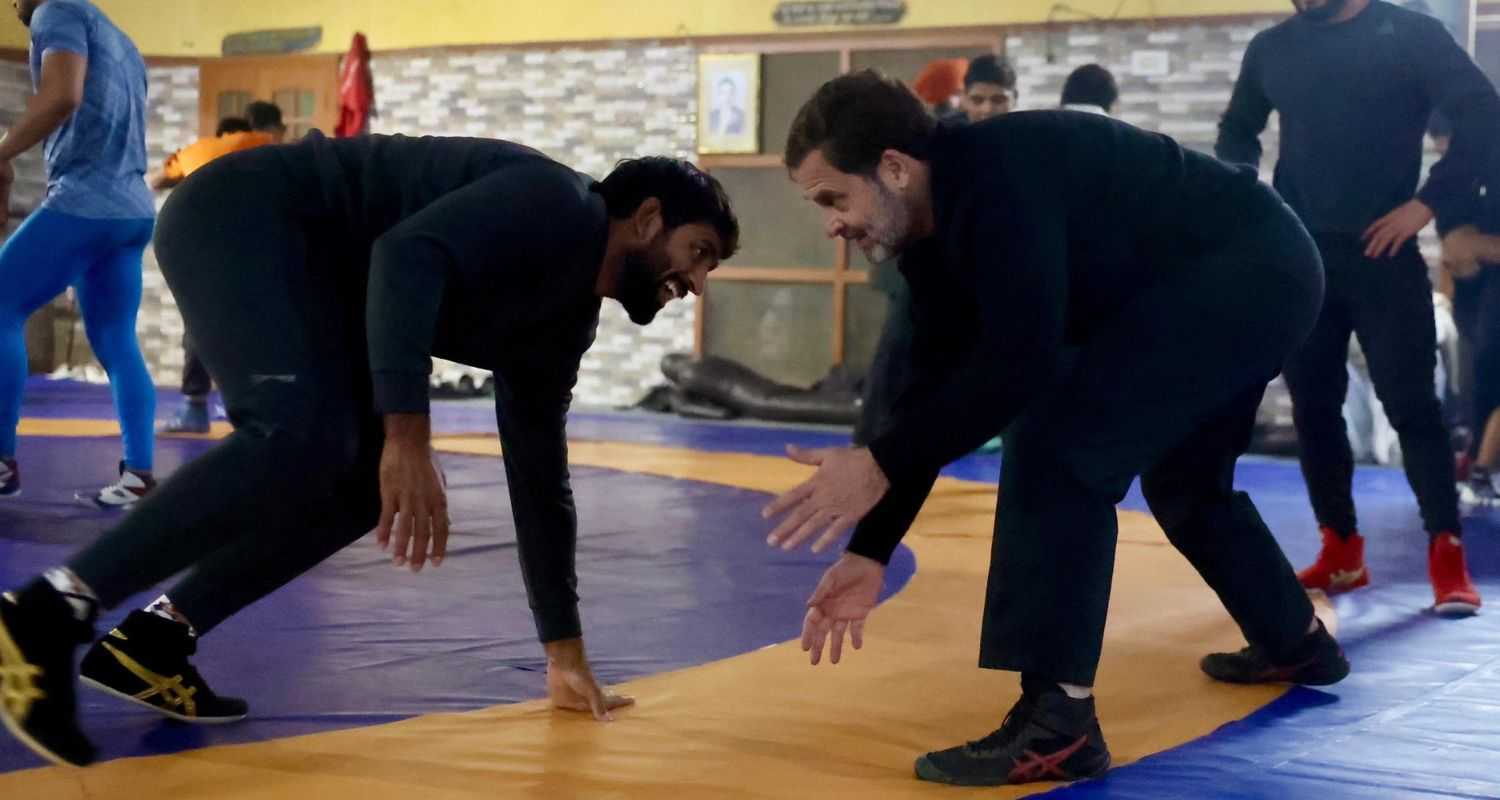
[197,54,340,140]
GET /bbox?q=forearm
[845,468,940,564]
[1215,46,1269,169]
[1416,31,1500,222]
[496,374,583,643]
[383,412,432,448]
[0,95,75,163]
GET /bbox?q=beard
[616,251,665,326]
[859,180,912,265]
[1295,0,1348,21]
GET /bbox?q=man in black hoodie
[763,70,1347,788]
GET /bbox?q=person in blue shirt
[0,0,156,508]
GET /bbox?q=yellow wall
[1,0,1288,56]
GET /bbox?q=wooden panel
[831,273,847,363]
[712,166,837,268]
[698,154,785,169]
[761,51,842,156]
[842,282,890,374]
[708,267,870,284]
[698,27,1008,55]
[710,267,838,283]
[702,282,834,386]
[197,54,339,139]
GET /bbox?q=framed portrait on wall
[698,53,761,154]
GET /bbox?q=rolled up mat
[660,354,859,426]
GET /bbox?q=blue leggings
[0,208,155,470]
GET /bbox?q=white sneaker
[1459,472,1500,509]
[0,458,18,498]
[76,463,154,509]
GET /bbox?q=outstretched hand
[762,445,890,553]
[375,416,449,572]
[801,553,885,665]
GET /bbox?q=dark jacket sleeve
[1216,33,1272,171]
[847,177,1070,564]
[1409,16,1500,228]
[365,164,580,415]
[493,343,589,643]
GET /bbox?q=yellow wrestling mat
[1,426,1333,798]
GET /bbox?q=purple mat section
[0,412,915,770]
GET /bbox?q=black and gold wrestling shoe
[80,611,248,724]
[0,581,97,766]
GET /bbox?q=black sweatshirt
[1216,1,1499,234]
[846,111,1286,564]
[307,132,608,642]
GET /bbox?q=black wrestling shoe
[1200,618,1349,686]
[0,580,98,766]
[914,684,1111,786]
[80,611,248,724]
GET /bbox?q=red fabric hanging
[335,33,374,138]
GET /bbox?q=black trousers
[1453,270,1500,459]
[180,333,212,399]
[980,204,1323,686]
[68,147,382,635]
[1282,235,1459,537]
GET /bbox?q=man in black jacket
[763,70,1347,787]
[0,133,738,767]
[1216,0,1495,613]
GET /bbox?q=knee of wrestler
[1139,471,1194,533]
[237,408,365,495]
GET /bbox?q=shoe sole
[0,702,72,767]
[80,676,247,725]
[72,493,139,510]
[913,753,1111,786]
[1300,573,1370,595]
[0,491,19,499]
[1201,655,1350,686]
[0,616,78,767]
[1433,601,1481,617]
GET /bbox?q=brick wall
[368,44,698,408]
[0,60,59,373]
[1009,18,1281,162]
[1,14,1461,408]
[137,65,201,387]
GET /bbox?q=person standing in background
[1216,0,1498,614]
[0,0,158,508]
[1060,64,1119,116]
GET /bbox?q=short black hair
[215,116,252,136]
[964,54,1017,91]
[785,69,935,174]
[1061,64,1119,111]
[596,157,740,260]
[244,101,285,132]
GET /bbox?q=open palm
[801,553,885,665]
